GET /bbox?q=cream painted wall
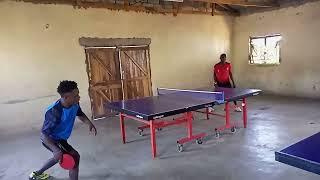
[232,1,320,98]
[0,1,233,133]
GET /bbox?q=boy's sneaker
[29,172,49,180]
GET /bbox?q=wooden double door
[85,46,152,119]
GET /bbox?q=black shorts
[217,81,232,88]
[54,140,74,153]
[41,134,74,153]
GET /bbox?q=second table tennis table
[275,132,320,175]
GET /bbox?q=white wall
[232,1,320,98]
[0,1,233,133]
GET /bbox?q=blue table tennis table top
[105,87,262,120]
[275,132,320,175]
[105,91,218,120]
[198,87,261,102]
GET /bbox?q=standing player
[213,53,242,112]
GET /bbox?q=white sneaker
[234,107,242,112]
[208,107,214,112]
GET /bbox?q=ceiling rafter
[17,0,239,16]
[216,3,238,13]
[191,0,279,7]
[16,0,276,16]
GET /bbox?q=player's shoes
[234,106,242,112]
[29,171,49,180]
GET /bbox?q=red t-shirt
[214,62,231,83]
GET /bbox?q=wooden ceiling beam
[212,3,216,16]
[16,0,75,5]
[79,1,234,16]
[16,0,238,16]
[217,3,239,13]
[191,0,278,7]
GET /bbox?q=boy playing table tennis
[213,53,242,112]
[29,80,97,180]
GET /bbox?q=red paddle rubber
[60,153,75,170]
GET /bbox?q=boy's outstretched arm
[78,114,97,136]
[77,107,97,136]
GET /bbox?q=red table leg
[119,112,206,158]
[225,102,230,128]
[177,112,206,148]
[149,120,157,159]
[242,98,247,128]
[120,113,126,144]
[206,107,209,120]
[214,102,236,137]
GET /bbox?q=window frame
[248,34,282,66]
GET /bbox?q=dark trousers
[216,81,237,106]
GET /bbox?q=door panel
[119,46,152,100]
[85,48,122,119]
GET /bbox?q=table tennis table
[275,132,320,175]
[105,87,261,158]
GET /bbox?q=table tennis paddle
[60,153,75,170]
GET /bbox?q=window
[249,34,282,65]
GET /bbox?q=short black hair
[220,53,226,59]
[57,80,78,95]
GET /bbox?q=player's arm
[213,67,218,86]
[229,65,236,88]
[77,107,97,136]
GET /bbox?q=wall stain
[2,95,56,105]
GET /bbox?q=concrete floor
[1,94,320,180]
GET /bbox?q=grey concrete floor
[1,94,320,180]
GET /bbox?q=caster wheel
[177,144,183,152]
[196,139,203,144]
[138,129,144,136]
[157,128,162,131]
[231,127,236,133]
